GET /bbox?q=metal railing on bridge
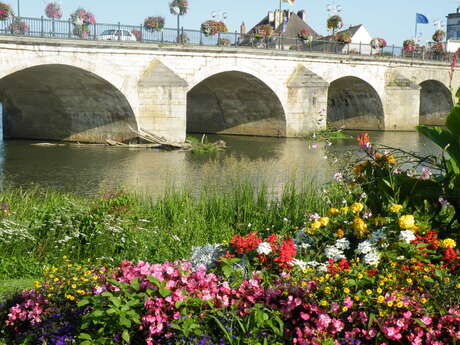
[0,16,453,63]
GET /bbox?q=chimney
[297,10,307,22]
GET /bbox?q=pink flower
[343,296,353,308]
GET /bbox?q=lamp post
[171,6,180,43]
[211,11,228,21]
[17,0,20,17]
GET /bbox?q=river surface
[0,131,440,198]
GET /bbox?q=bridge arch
[187,70,286,137]
[419,80,453,125]
[0,64,138,142]
[327,76,384,130]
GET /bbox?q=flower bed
[8,19,29,35]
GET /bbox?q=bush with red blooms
[224,232,297,272]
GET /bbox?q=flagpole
[414,14,418,42]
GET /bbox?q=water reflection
[0,131,440,197]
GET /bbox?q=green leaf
[446,105,460,136]
[77,299,90,307]
[78,333,92,340]
[122,330,130,344]
[159,287,171,298]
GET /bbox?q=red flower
[357,133,370,149]
[230,233,262,255]
[274,239,296,269]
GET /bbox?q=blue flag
[416,13,429,24]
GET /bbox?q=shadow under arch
[327,76,384,130]
[0,64,137,143]
[419,80,453,126]
[187,71,286,137]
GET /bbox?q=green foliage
[417,87,460,225]
[78,279,145,345]
[307,129,351,141]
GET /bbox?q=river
[0,131,440,198]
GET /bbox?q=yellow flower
[324,287,331,294]
[397,301,404,308]
[384,154,397,165]
[311,220,322,231]
[53,277,59,282]
[456,283,460,289]
[340,207,349,214]
[377,295,385,303]
[354,161,368,175]
[336,229,345,238]
[354,295,360,301]
[390,204,403,213]
[342,306,348,312]
[440,238,456,249]
[320,300,328,306]
[328,208,340,216]
[343,287,350,294]
[376,288,382,294]
[406,278,413,285]
[387,301,394,307]
[34,281,42,289]
[372,217,387,226]
[353,217,368,238]
[366,289,372,295]
[420,297,427,304]
[71,284,77,289]
[351,202,364,214]
[92,275,99,281]
[398,215,415,230]
[319,217,330,227]
[357,273,363,279]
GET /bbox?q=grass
[0,181,345,280]
[186,135,225,153]
[0,279,34,301]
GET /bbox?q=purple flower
[311,143,318,149]
[334,172,343,181]
[420,167,432,180]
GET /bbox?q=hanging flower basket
[370,37,386,49]
[200,20,228,37]
[403,39,415,52]
[327,15,343,31]
[70,8,95,38]
[0,2,13,20]
[254,24,273,39]
[169,0,188,16]
[144,16,165,32]
[336,31,351,43]
[297,29,313,43]
[432,29,445,43]
[45,2,63,19]
[8,19,29,34]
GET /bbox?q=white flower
[364,249,380,266]
[369,229,386,243]
[290,259,307,270]
[73,17,84,26]
[318,263,328,272]
[306,261,320,267]
[356,240,374,255]
[308,213,320,221]
[324,245,345,260]
[256,242,272,255]
[399,230,416,244]
[335,238,350,250]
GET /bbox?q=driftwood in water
[130,127,192,150]
[105,139,162,148]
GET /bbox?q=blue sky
[14,0,459,45]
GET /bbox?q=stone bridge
[0,36,458,143]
